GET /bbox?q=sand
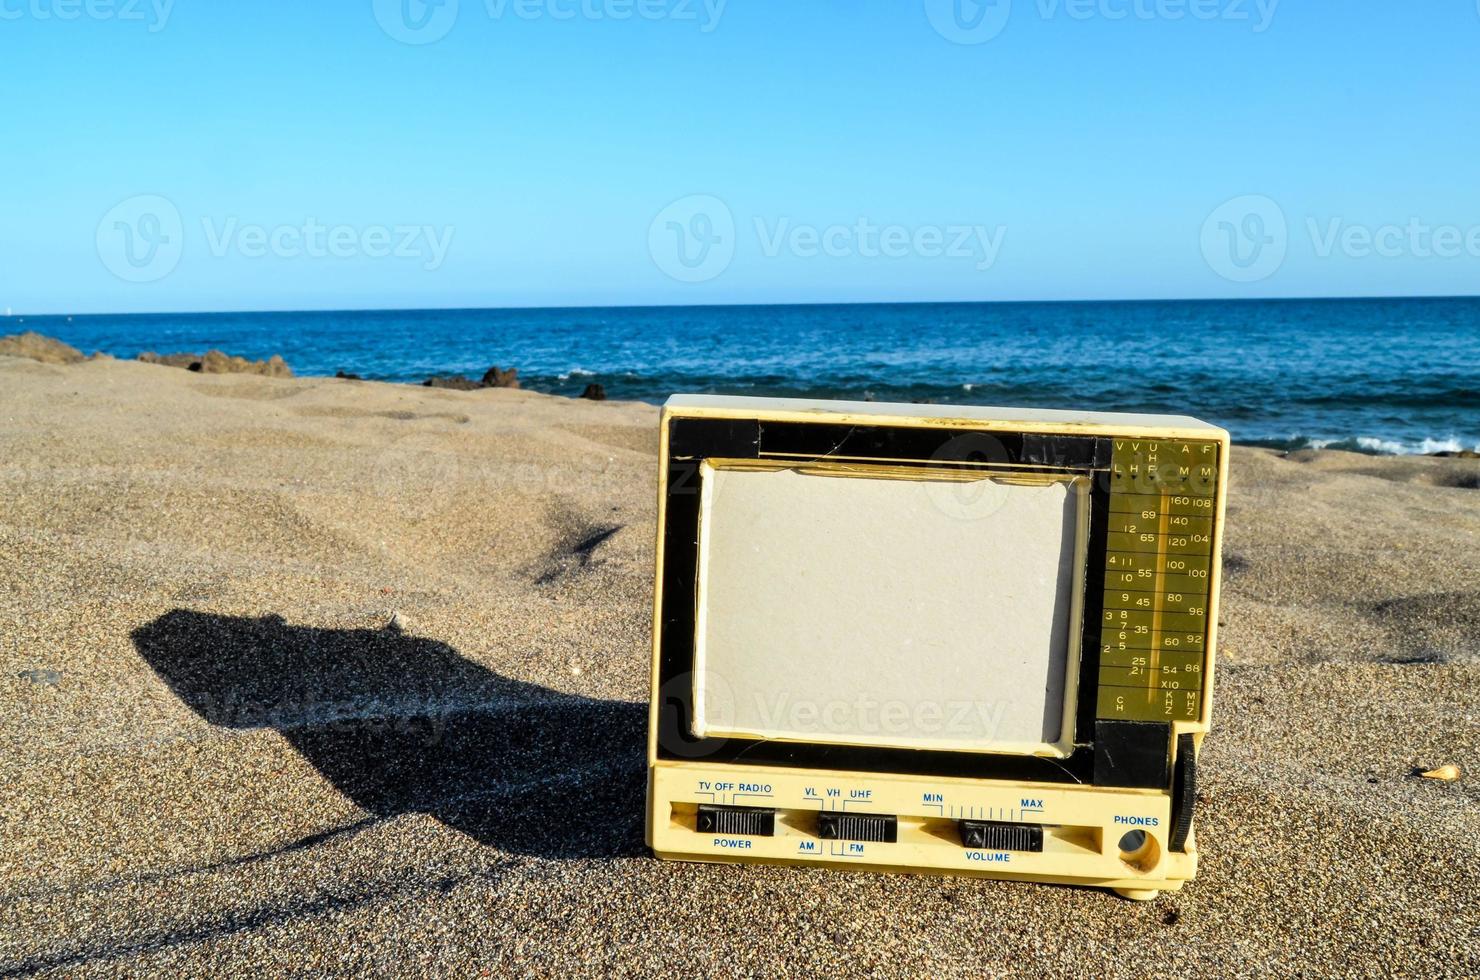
[0,353,1475,977]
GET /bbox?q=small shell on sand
[1418,764,1462,781]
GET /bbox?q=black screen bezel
[654,414,1135,785]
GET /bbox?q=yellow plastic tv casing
[646,395,1230,900]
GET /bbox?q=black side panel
[1075,475,1110,744]
[1093,720,1172,789]
[1169,733,1197,851]
[757,422,1108,470]
[670,417,759,459]
[657,735,1098,783]
[1022,433,1112,468]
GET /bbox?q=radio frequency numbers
[1097,439,1218,723]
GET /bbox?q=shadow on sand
[132,609,647,859]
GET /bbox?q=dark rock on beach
[422,365,521,391]
[0,331,85,364]
[579,383,606,401]
[2,333,294,377]
[139,349,293,377]
[335,370,363,380]
[481,366,520,388]
[423,375,484,391]
[139,352,202,370]
[1431,449,1480,459]
[204,350,292,376]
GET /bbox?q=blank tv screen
[694,465,1084,755]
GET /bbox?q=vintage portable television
[645,395,1229,899]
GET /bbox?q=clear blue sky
[3,1,1479,314]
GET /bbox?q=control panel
[649,762,1194,896]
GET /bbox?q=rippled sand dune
[1,355,1475,976]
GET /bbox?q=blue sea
[9,297,1478,454]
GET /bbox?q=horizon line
[4,292,1480,320]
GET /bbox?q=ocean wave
[555,367,596,381]
[1289,434,1480,456]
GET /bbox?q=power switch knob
[696,804,775,837]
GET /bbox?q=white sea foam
[1303,434,1478,455]
[1412,436,1474,455]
